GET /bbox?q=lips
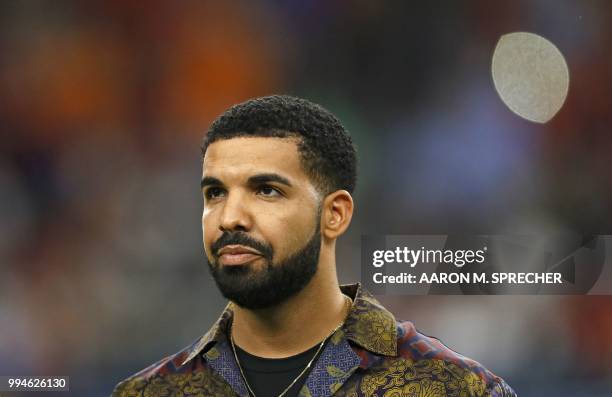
[217,245,263,266]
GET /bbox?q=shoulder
[349,319,516,396]
[110,348,187,397]
[110,342,231,397]
[392,319,517,396]
[111,305,235,397]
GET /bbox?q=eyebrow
[201,176,223,189]
[247,173,293,188]
[200,173,293,189]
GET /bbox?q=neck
[230,249,349,358]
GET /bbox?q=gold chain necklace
[230,295,352,397]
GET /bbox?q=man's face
[201,137,322,309]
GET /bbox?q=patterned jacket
[111,283,517,397]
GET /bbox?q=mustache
[211,231,273,260]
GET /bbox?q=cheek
[202,210,216,248]
[263,207,317,257]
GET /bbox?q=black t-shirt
[233,339,329,397]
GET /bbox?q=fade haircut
[201,95,357,195]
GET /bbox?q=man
[112,95,517,397]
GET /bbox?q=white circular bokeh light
[492,32,570,123]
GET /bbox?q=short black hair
[201,95,357,195]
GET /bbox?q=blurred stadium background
[1,1,611,396]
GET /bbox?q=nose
[218,191,252,232]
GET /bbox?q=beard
[206,218,321,310]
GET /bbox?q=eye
[204,187,225,200]
[257,185,282,198]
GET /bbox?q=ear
[321,190,354,240]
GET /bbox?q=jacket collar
[180,282,397,366]
[341,283,398,356]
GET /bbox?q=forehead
[202,136,306,180]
